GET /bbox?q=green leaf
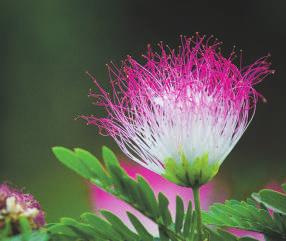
[102,146,120,167]
[18,217,32,241]
[60,217,101,240]
[48,223,78,237]
[239,238,260,241]
[159,227,170,241]
[0,219,12,238]
[282,183,286,193]
[48,219,107,241]
[74,148,110,186]
[217,229,239,241]
[204,198,286,240]
[81,212,123,241]
[158,192,172,226]
[183,201,193,237]
[206,227,260,241]
[52,147,92,179]
[175,196,184,233]
[100,210,139,241]
[101,146,128,195]
[126,177,146,208]
[106,163,129,196]
[127,212,154,241]
[254,189,286,215]
[137,175,158,218]
[5,230,49,241]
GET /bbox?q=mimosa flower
[0,184,45,234]
[84,35,272,187]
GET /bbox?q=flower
[84,34,272,187]
[0,184,45,235]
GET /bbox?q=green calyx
[162,152,221,188]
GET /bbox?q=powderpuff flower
[0,184,45,235]
[84,34,272,187]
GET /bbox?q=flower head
[0,184,45,234]
[84,35,272,187]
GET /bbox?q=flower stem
[193,186,203,241]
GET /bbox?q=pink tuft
[83,34,273,174]
[0,184,45,227]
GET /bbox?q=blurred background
[0,0,285,223]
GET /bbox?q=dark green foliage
[205,228,258,241]
[252,189,286,215]
[175,196,184,233]
[182,201,193,237]
[52,146,197,240]
[47,212,260,241]
[203,184,286,241]
[50,146,265,241]
[100,210,139,241]
[0,216,49,241]
[3,148,285,241]
[158,193,172,226]
[48,212,143,241]
[3,230,49,241]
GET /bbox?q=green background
[0,0,285,222]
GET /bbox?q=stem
[193,186,203,241]
[120,195,186,241]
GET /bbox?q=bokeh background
[0,0,285,223]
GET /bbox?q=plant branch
[193,187,203,241]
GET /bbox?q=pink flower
[84,34,272,185]
[0,184,45,234]
[90,161,228,235]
